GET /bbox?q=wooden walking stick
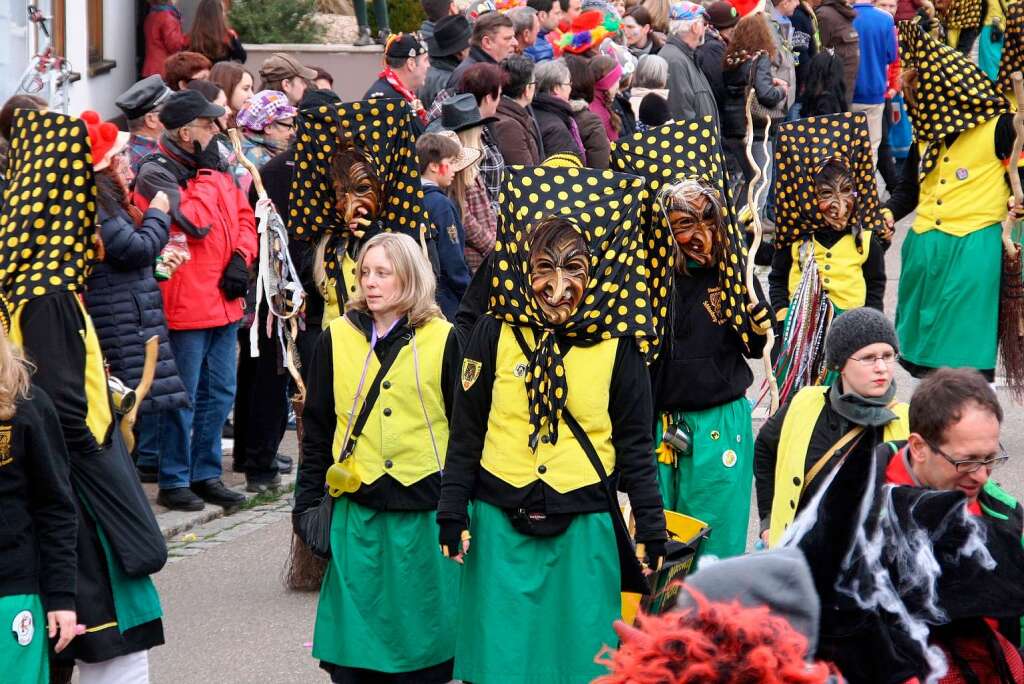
[744,90,780,414]
[998,72,1024,400]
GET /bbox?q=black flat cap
[158,90,226,129]
[116,75,173,120]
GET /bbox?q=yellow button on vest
[936,199,942,206]
[383,408,392,416]
[824,264,831,270]
[538,464,547,474]
[825,252,832,258]
[382,380,391,389]
[384,459,393,469]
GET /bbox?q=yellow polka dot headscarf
[0,110,96,309]
[287,98,427,242]
[939,0,982,31]
[898,18,1007,178]
[610,118,753,352]
[998,3,1024,97]
[774,112,884,247]
[489,165,666,450]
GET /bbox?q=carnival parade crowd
[5,0,1024,681]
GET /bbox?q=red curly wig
[595,589,839,684]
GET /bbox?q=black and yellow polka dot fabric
[898,18,1007,178]
[940,0,982,30]
[774,112,884,247]
[287,98,426,243]
[611,118,753,352]
[0,110,96,309]
[998,2,1024,97]
[489,165,666,449]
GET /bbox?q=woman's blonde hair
[345,232,443,327]
[0,330,32,421]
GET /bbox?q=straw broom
[999,72,1024,401]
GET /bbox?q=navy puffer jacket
[84,205,189,413]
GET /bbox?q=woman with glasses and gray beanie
[754,307,909,547]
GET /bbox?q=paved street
[139,215,1024,681]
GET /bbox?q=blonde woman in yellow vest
[437,167,669,684]
[754,308,909,547]
[294,232,461,682]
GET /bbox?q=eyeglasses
[849,351,898,367]
[926,440,1009,474]
[271,120,296,131]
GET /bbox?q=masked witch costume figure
[884,19,1018,382]
[769,112,887,402]
[0,110,166,680]
[288,98,432,333]
[437,165,669,684]
[611,118,772,560]
[294,232,460,683]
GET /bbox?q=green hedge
[387,0,427,34]
[229,0,327,44]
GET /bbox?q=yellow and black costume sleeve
[611,117,756,352]
[0,110,111,457]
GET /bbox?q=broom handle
[1003,72,1024,254]
[744,89,780,415]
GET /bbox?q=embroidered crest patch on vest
[462,358,482,391]
[703,286,725,325]
[0,425,12,467]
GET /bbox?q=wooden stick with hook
[744,90,780,414]
[1003,72,1024,256]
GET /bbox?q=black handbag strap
[509,327,618,507]
[341,328,412,458]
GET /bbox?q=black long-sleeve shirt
[651,267,770,412]
[0,387,77,611]
[294,311,460,514]
[768,231,887,313]
[437,316,666,543]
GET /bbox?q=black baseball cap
[158,90,226,129]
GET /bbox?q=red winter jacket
[133,154,256,331]
[142,7,189,78]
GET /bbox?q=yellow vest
[328,315,451,487]
[481,324,618,493]
[768,385,908,547]
[321,251,359,330]
[913,118,1009,238]
[10,295,113,445]
[788,231,872,311]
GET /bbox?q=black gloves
[439,520,468,558]
[637,538,667,573]
[220,253,250,300]
[193,136,227,172]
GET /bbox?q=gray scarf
[829,380,898,427]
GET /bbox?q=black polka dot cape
[940,0,982,31]
[998,2,1024,97]
[898,18,1007,179]
[0,110,97,309]
[611,118,754,352]
[287,98,427,243]
[488,165,668,450]
[773,112,885,247]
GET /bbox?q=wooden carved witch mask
[330,133,383,233]
[662,178,726,270]
[527,217,591,326]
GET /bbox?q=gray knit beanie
[825,307,899,370]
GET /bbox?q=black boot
[191,478,246,509]
[157,487,206,512]
[376,28,391,45]
[354,26,374,46]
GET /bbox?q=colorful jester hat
[998,2,1024,96]
[773,112,885,248]
[288,98,428,244]
[898,18,1007,179]
[611,117,755,352]
[548,9,622,56]
[0,109,97,310]
[489,165,669,450]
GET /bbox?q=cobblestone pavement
[165,495,295,563]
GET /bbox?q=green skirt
[896,223,1001,370]
[0,594,47,684]
[454,500,620,684]
[656,395,753,559]
[313,497,459,673]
